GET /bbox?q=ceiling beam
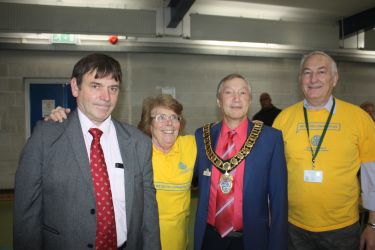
[0,3,156,36]
[167,0,195,28]
[339,7,375,38]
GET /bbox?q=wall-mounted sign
[42,99,55,117]
[51,34,77,44]
[161,87,176,98]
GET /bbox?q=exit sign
[51,34,77,44]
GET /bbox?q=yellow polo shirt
[153,135,197,250]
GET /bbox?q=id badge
[304,170,323,183]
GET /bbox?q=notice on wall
[161,87,176,98]
[42,100,55,118]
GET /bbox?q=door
[25,79,76,137]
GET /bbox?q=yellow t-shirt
[153,135,197,250]
[273,98,375,232]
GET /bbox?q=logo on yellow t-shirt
[311,135,320,146]
[178,162,191,174]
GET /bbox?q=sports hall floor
[0,190,198,250]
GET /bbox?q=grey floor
[0,199,12,250]
[2,193,368,250]
[0,192,197,250]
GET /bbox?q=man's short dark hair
[71,53,122,87]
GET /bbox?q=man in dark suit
[13,53,161,250]
[252,92,281,126]
[194,73,287,250]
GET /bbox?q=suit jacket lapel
[246,119,254,135]
[211,122,222,159]
[244,119,255,189]
[113,120,133,229]
[65,110,93,192]
[204,122,221,188]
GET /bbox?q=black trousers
[288,222,360,250]
[202,224,244,250]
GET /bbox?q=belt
[207,224,243,238]
[227,231,243,237]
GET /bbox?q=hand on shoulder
[44,106,71,123]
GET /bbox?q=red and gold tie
[89,128,117,250]
[215,130,237,237]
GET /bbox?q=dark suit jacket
[193,120,288,250]
[253,106,281,126]
[14,110,161,250]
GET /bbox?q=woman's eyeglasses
[151,114,181,123]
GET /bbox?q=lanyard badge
[303,98,335,183]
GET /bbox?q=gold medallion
[219,172,233,194]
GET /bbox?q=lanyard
[303,98,335,168]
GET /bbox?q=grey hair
[299,51,338,77]
[216,73,252,98]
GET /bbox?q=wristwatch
[367,222,375,229]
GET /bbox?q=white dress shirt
[78,109,127,246]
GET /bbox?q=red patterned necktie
[215,130,237,237]
[89,128,117,250]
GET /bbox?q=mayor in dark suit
[194,73,288,250]
[13,54,161,250]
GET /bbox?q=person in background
[15,53,161,250]
[360,101,375,121]
[252,92,281,126]
[46,94,197,250]
[194,73,288,250]
[137,94,197,250]
[273,51,375,250]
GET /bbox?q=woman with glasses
[137,94,197,250]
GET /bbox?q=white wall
[1,50,374,189]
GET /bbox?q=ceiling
[227,0,375,18]
[189,1,375,34]
[0,0,375,60]
[0,0,373,22]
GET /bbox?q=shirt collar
[221,118,249,137]
[153,136,180,155]
[303,96,335,113]
[77,108,112,135]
